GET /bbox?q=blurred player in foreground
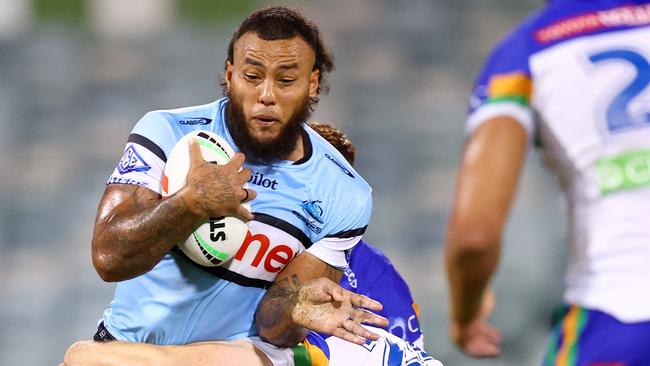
[62,123,442,365]
[446,0,650,364]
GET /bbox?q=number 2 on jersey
[589,49,650,133]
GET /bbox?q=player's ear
[225,61,234,92]
[308,69,319,98]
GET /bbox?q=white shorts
[244,326,444,366]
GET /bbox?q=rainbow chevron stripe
[545,306,589,366]
[292,335,330,366]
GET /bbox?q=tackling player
[308,122,425,348]
[446,0,650,364]
[90,4,385,355]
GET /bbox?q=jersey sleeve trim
[307,235,363,270]
[466,102,534,139]
[253,212,312,249]
[487,72,532,105]
[107,142,165,193]
[326,226,367,239]
[127,133,167,162]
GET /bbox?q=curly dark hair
[221,6,335,108]
[308,122,356,165]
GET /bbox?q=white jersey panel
[326,327,443,366]
[220,221,302,282]
[307,235,363,270]
[529,26,650,321]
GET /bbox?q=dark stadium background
[0,1,566,365]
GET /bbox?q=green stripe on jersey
[486,95,529,106]
[292,344,312,366]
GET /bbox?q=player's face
[225,32,319,161]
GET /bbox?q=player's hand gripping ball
[162,130,250,267]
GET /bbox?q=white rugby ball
[162,130,250,267]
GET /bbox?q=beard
[226,94,312,164]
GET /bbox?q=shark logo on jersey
[118,146,151,175]
[291,200,324,234]
[300,200,324,224]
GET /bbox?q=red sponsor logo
[535,12,602,43]
[534,5,650,43]
[233,231,297,273]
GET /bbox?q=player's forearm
[445,230,501,325]
[92,187,205,282]
[255,274,310,347]
[64,341,169,366]
[445,117,527,324]
[256,253,348,347]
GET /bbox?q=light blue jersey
[101,97,372,344]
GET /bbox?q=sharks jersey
[467,1,650,322]
[100,97,372,344]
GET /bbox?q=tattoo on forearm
[256,275,301,329]
[255,261,344,345]
[96,185,204,275]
